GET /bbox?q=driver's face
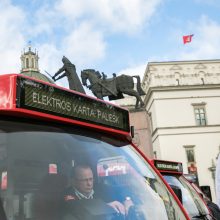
[73,167,94,196]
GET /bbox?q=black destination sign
[16,77,130,132]
[154,160,183,173]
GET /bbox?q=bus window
[0,119,187,220]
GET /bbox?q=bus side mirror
[170,184,183,204]
[200,185,212,201]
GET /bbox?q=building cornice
[147,59,220,66]
[142,59,220,97]
[151,124,220,140]
[144,84,220,105]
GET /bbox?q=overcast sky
[1,0,220,88]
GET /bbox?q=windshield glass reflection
[0,119,186,220]
[163,175,210,219]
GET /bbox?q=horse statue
[81,69,145,109]
[52,56,85,94]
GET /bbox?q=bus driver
[64,164,133,216]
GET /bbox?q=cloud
[118,63,147,80]
[179,16,220,60]
[28,5,57,37]
[37,43,61,73]
[55,0,88,21]
[62,22,106,66]
[56,0,162,34]
[0,0,162,76]
[0,0,26,73]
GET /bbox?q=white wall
[143,60,220,203]
[146,89,220,128]
[148,89,220,202]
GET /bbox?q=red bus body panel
[0,74,190,220]
[0,74,130,139]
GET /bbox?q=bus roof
[0,74,130,136]
[153,159,183,175]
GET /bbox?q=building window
[184,145,199,185]
[185,148,195,163]
[26,58,29,68]
[194,107,206,125]
[32,58,34,68]
[192,103,207,126]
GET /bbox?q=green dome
[20,71,54,84]
[24,50,35,55]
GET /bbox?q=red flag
[183,34,194,44]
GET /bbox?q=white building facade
[142,60,220,202]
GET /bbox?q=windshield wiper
[192,213,208,219]
[192,198,210,219]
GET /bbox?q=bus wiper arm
[192,213,208,219]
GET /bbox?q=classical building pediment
[149,66,157,71]
[194,63,207,69]
[170,65,182,70]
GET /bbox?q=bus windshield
[163,175,211,219]
[0,118,186,220]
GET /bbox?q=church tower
[20,42,40,73]
[20,43,53,83]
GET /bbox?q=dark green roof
[20,71,54,84]
[24,50,36,55]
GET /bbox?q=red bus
[0,74,189,220]
[153,159,213,219]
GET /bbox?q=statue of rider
[102,72,107,80]
[52,56,85,94]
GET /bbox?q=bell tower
[20,42,54,83]
[20,42,39,73]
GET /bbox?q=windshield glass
[163,175,210,219]
[0,119,186,220]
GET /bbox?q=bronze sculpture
[52,56,85,94]
[81,69,145,109]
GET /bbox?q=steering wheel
[126,206,146,220]
[108,206,145,220]
[108,212,125,220]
